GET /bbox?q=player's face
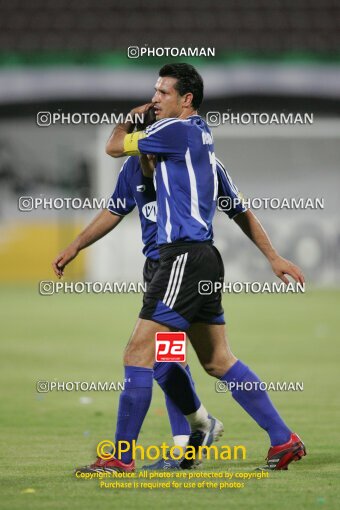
[151,77,183,120]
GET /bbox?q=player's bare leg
[186,322,306,470]
[123,320,200,469]
[118,318,222,459]
[75,319,223,473]
[187,323,237,377]
[123,318,169,367]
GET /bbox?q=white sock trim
[173,435,189,449]
[185,404,211,432]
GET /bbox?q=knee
[201,356,238,378]
[123,348,142,366]
[201,361,226,378]
[123,351,134,366]
[123,344,154,368]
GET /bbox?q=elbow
[105,141,123,158]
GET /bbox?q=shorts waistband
[158,240,213,257]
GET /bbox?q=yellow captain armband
[123,131,146,155]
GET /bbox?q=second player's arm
[233,209,305,285]
[52,210,123,278]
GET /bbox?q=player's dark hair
[159,63,204,110]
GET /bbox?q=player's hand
[270,255,305,285]
[52,243,79,278]
[130,103,154,118]
[139,154,156,177]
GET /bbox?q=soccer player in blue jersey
[52,152,246,470]
[102,63,306,471]
[54,149,304,471]
[56,64,306,472]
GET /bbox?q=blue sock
[221,360,291,446]
[154,364,194,437]
[154,362,200,416]
[185,364,195,389]
[115,366,153,463]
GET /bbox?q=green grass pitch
[0,286,339,510]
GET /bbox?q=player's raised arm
[106,103,153,157]
[233,209,305,285]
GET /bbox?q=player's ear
[181,92,194,109]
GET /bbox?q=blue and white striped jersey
[137,115,218,245]
[108,156,246,260]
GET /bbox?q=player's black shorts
[143,257,160,287]
[139,241,225,330]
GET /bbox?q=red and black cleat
[256,432,306,471]
[75,456,135,474]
